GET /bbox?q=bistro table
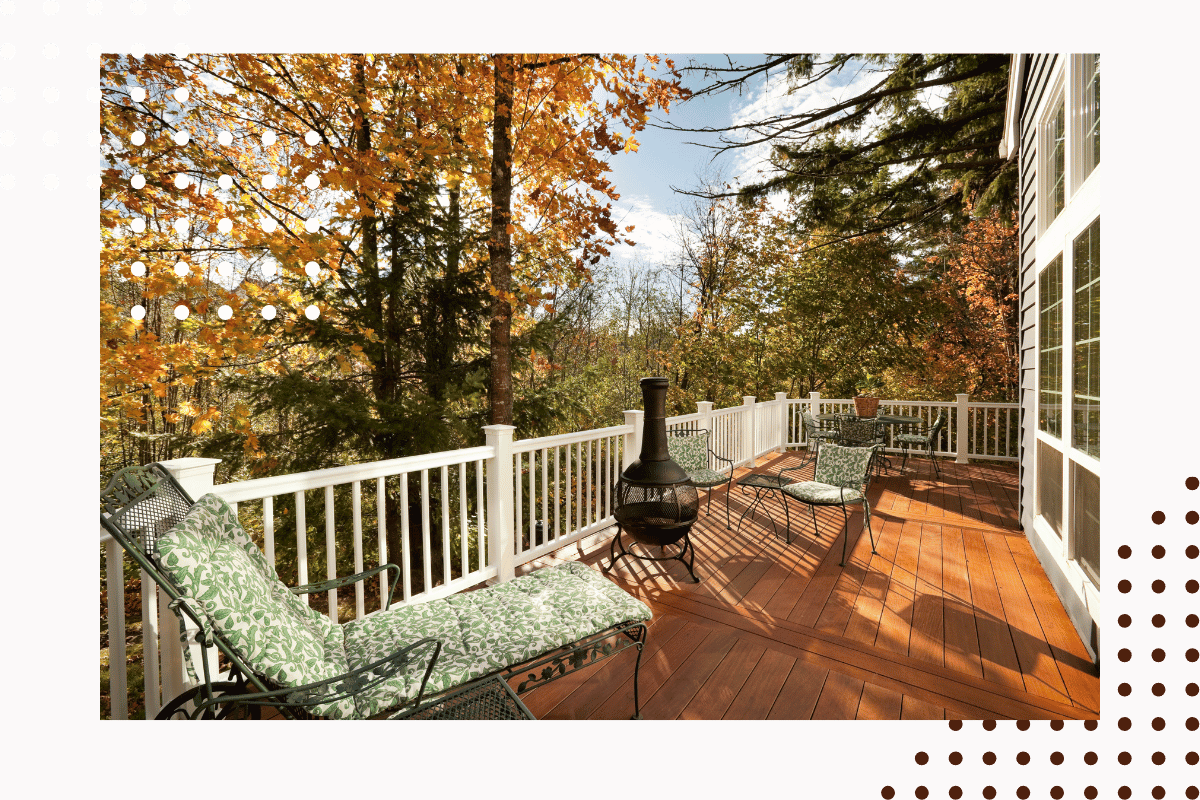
[734,472,795,541]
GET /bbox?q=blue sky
[601,54,884,268]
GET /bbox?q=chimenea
[605,377,701,582]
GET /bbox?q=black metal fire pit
[605,377,701,582]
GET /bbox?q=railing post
[159,457,222,499]
[622,410,642,471]
[697,400,714,435]
[809,390,821,415]
[157,457,223,701]
[483,424,517,584]
[742,396,756,467]
[775,391,788,452]
[955,393,970,464]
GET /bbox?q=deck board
[517,452,1098,720]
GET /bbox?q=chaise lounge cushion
[157,494,652,719]
[157,494,358,718]
[342,561,651,718]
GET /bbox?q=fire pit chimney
[605,377,701,582]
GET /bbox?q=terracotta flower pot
[854,396,880,418]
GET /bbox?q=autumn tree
[885,206,1020,401]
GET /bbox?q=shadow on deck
[515,451,1099,720]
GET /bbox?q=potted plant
[853,374,884,418]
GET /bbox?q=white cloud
[723,59,885,188]
[610,194,681,265]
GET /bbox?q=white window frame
[1031,54,1101,599]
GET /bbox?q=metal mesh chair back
[100,463,195,559]
[839,417,882,447]
[928,413,948,443]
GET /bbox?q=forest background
[99,53,1020,716]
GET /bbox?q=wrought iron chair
[777,443,880,566]
[837,416,888,478]
[667,428,733,529]
[101,463,653,719]
[799,411,841,468]
[894,412,948,476]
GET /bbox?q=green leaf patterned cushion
[894,433,931,445]
[667,431,708,472]
[157,494,356,719]
[812,443,875,489]
[782,481,863,505]
[341,562,652,717]
[685,467,729,488]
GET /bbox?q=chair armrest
[291,563,401,610]
[193,636,443,718]
[708,448,734,469]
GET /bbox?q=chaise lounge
[100,463,652,719]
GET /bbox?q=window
[1080,54,1100,183]
[1038,440,1064,539]
[1073,461,1100,584]
[1047,98,1066,222]
[1039,254,1064,438]
[1031,55,1101,591]
[1072,218,1100,459]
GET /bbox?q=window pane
[1039,255,1064,438]
[1050,99,1066,220]
[1081,54,1100,181]
[1072,219,1100,459]
[1073,461,1100,585]
[1038,440,1064,537]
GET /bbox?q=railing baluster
[541,447,549,544]
[441,465,451,588]
[528,450,536,546]
[554,446,561,541]
[295,490,308,601]
[140,569,160,718]
[475,460,486,572]
[421,469,432,591]
[515,453,524,553]
[105,540,128,719]
[400,473,412,602]
[352,480,364,620]
[325,485,337,623]
[459,462,468,580]
[376,476,388,604]
[263,496,275,568]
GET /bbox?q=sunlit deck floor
[514,451,1100,720]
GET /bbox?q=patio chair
[667,428,733,529]
[799,411,841,468]
[837,416,887,477]
[101,463,652,719]
[778,443,880,566]
[894,412,947,476]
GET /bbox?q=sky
[602,54,886,268]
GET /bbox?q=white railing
[100,389,1012,717]
[785,392,1019,463]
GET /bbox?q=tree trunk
[487,53,514,426]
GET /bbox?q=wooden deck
[514,451,1100,720]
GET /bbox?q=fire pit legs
[604,525,700,583]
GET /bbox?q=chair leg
[724,482,731,529]
[864,499,877,555]
[928,442,939,477]
[899,443,909,472]
[810,505,820,538]
[839,504,851,566]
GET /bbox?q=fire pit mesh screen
[614,482,699,534]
